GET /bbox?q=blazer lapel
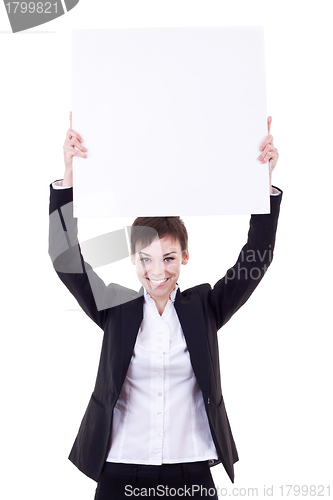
[174,289,210,399]
[120,289,144,385]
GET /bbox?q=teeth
[149,278,168,284]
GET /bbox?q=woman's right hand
[62,112,87,186]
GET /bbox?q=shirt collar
[143,283,179,303]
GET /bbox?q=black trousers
[94,460,218,499]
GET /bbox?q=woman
[49,114,281,499]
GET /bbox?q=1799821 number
[279,484,331,496]
[5,2,58,13]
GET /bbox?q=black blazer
[49,183,282,483]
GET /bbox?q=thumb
[267,116,272,134]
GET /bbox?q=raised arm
[49,114,137,330]
[209,116,282,329]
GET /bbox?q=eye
[164,257,175,262]
[140,258,151,263]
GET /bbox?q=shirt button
[158,392,162,396]
[157,412,162,416]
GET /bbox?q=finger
[259,134,273,151]
[66,128,83,143]
[258,144,276,161]
[64,141,87,155]
[261,148,279,164]
[64,146,87,159]
[261,151,278,164]
[258,144,276,162]
[267,116,272,135]
[66,137,87,152]
[69,111,72,130]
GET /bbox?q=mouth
[147,277,170,286]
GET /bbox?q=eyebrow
[139,251,177,257]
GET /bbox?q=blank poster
[72,27,270,217]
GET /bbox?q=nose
[150,260,165,277]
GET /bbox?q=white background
[0,1,332,499]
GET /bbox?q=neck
[147,285,177,315]
[154,297,169,316]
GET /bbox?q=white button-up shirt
[106,284,219,464]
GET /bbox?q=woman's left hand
[258,116,279,189]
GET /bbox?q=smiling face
[131,236,189,311]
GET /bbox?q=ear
[182,249,189,265]
[130,253,136,265]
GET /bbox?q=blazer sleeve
[48,182,111,330]
[208,187,283,330]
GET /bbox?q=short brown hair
[130,217,188,255]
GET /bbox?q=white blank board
[72,27,270,217]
